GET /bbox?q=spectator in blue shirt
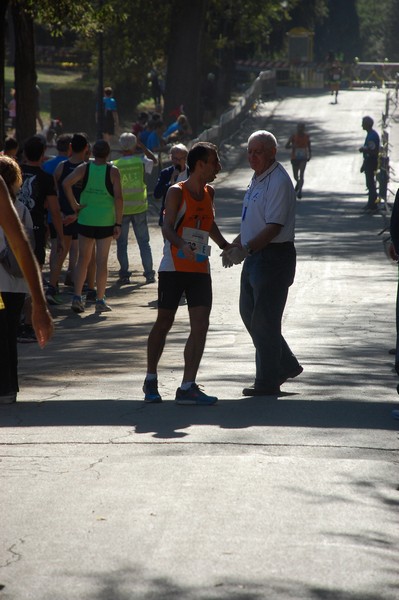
[359,116,380,211]
[98,87,119,143]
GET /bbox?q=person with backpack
[0,158,53,404]
[62,140,123,314]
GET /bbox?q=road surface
[1,87,398,600]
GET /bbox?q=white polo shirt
[240,161,296,245]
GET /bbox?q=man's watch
[244,242,253,255]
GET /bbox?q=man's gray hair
[171,143,188,155]
[248,130,278,149]
[119,132,137,151]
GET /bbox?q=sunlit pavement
[1,88,399,600]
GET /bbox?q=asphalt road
[1,88,399,600]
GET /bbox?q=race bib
[177,227,211,262]
[295,148,307,160]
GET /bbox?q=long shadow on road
[1,397,397,437]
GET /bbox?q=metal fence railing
[376,88,399,255]
[146,70,277,198]
[196,70,276,147]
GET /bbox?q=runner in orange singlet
[285,123,311,199]
[143,142,235,405]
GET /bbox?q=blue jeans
[239,243,299,390]
[116,212,155,279]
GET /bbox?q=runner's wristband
[114,223,121,227]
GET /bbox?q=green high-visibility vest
[114,155,147,215]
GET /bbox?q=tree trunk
[0,1,9,149]
[163,0,208,136]
[12,1,37,143]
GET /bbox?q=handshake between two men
[220,243,249,268]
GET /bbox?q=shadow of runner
[1,398,397,437]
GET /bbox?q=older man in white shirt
[224,130,302,396]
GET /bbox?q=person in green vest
[62,140,123,313]
[113,132,158,285]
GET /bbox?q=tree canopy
[1,0,398,145]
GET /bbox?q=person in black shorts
[62,140,123,313]
[143,142,234,405]
[46,133,91,303]
[17,136,64,341]
[100,87,119,143]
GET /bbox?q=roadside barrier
[146,70,276,198]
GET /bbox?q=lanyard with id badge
[242,178,258,222]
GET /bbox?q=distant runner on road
[285,123,311,199]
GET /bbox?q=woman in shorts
[63,140,123,313]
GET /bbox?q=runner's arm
[62,163,87,213]
[46,194,64,247]
[162,185,195,259]
[0,177,53,347]
[110,166,123,238]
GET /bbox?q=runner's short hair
[4,137,18,152]
[92,139,110,159]
[187,142,218,171]
[71,133,89,153]
[23,136,46,161]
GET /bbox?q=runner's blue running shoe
[71,296,85,314]
[143,379,162,403]
[175,383,218,405]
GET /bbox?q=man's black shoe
[242,386,280,397]
[279,365,303,385]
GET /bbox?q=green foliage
[383,0,399,61]
[10,0,399,138]
[356,0,399,62]
[11,0,121,36]
[314,0,361,61]
[289,0,329,29]
[95,1,171,116]
[204,0,299,57]
[356,0,389,60]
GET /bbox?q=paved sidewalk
[1,88,399,600]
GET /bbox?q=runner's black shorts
[78,224,114,239]
[33,227,46,267]
[158,271,212,311]
[49,221,78,239]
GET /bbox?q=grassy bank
[4,66,92,128]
